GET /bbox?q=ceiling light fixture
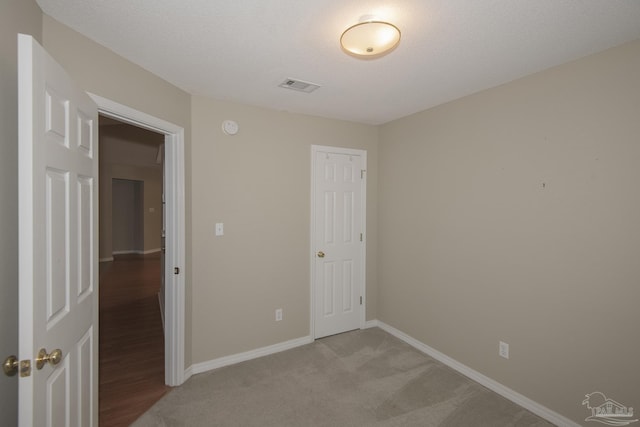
[340,15,401,59]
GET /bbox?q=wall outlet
[499,341,509,359]
[275,309,283,321]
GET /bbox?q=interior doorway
[98,116,167,426]
[90,93,186,390]
[310,145,367,339]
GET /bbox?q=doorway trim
[310,145,367,339]
[89,93,186,386]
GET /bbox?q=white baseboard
[112,248,161,256]
[183,365,193,382]
[376,321,580,427]
[364,319,379,329]
[190,335,314,376]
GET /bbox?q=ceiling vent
[278,78,321,93]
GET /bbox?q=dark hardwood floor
[99,253,170,427]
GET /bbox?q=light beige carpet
[132,328,554,426]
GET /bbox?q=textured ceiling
[36,0,640,125]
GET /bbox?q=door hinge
[360,296,363,305]
[174,267,180,275]
[360,233,363,242]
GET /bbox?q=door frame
[309,145,367,339]
[89,94,186,386]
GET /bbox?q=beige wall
[0,0,42,424]
[191,96,378,362]
[378,39,640,424]
[41,15,194,366]
[99,123,164,259]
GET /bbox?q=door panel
[77,327,93,426]
[77,176,93,301]
[19,34,98,427]
[313,147,366,339]
[45,168,69,325]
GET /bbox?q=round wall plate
[222,120,239,135]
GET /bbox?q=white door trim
[310,145,367,339]
[88,94,186,386]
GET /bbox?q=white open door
[18,34,98,426]
[312,146,367,339]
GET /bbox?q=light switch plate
[499,341,509,359]
[215,223,224,236]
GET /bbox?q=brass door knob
[317,251,325,258]
[36,348,62,370]
[3,355,18,377]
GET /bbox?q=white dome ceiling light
[340,15,401,59]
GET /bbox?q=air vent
[278,78,321,93]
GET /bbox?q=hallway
[99,253,169,426]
